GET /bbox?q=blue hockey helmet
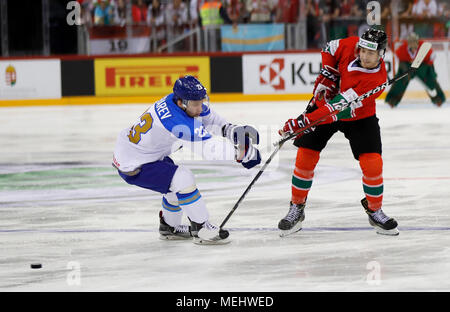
[173,76,208,109]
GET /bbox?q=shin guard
[161,192,183,227]
[291,148,320,204]
[359,153,383,211]
[176,189,209,224]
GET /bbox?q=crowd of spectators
[77,0,450,49]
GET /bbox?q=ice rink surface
[0,99,449,292]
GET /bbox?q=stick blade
[411,42,432,69]
[195,228,230,245]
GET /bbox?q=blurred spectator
[435,0,447,37]
[132,0,148,23]
[94,0,115,25]
[147,0,166,47]
[437,0,446,15]
[147,0,166,26]
[189,0,201,26]
[338,0,361,37]
[444,2,450,37]
[412,0,438,37]
[114,0,127,26]
[225,0,247,24]
[79,0,94,26]
[340,0,353,17]
[412,0,438,17]
[166,0,188,26]
[305,0,321,47]
[274,0,299,23]
[399,0,413,17]
[319,0,339,23]
[199,0,232,26]
[381,0,391,18]
[319,0,340,40]
[246,0,274,23]
[396,0,414,38]
[165,0,188,51]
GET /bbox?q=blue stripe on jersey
[162,197,181,212]
[154,94,212,142]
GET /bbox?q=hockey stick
[196,142,289,241]
[199,42,432,241]
[197,97,315,241]
[218,97,316,226]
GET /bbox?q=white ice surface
[0,100,449,291]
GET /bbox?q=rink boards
[0,47,449,106]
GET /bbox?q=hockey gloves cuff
[222,123,260,145]
[280,114,315,138]
[223,124,261,169]
[313,65,340,102]
[235,136,261,169]
[327,88,361,120]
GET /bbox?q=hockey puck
[30,263,42,269]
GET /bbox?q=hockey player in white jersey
[113,76,261,244]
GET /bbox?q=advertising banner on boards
[94,57,210,96]
[243,51,448,95]
[0,60,61,100]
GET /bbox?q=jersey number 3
[128,113,153,144]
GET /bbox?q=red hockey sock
[359,153,383,211]
[291,148,320,204]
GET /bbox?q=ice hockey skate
[278,202,305,237]
[159,211,192,240]
[190,219,230,245]
[361,198,399,236]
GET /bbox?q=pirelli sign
[94,57,210,96]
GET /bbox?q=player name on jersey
[155,99,172,120]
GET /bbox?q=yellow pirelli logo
[94,57,210,96]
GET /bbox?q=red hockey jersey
[307,36,388,123]
[395,40,434,65]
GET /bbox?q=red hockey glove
[279,114,315,138]
[313,65,340,102]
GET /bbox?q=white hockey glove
[235,137,261,169]
[222,124,260,146]
[223,124,261,169]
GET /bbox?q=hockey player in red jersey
[385,32,446,107]
[278,28,399,236]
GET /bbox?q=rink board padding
[61,59,95,97]
[210,56,243,93]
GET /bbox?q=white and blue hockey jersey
[113,93,235,172]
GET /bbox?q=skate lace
[371,209,390,224]
[285,205,301,222]
[174,224,190,233]
[203,222,219,230]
